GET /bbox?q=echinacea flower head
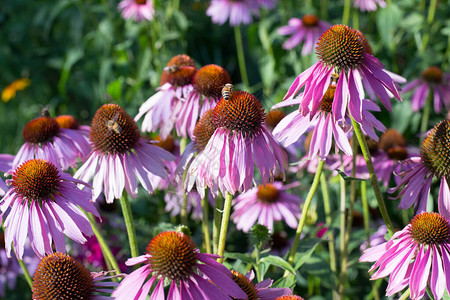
[12,115,90,170]
[276,296,304,300]
[135,54,197,140]
[0,159,99,259]
[112,231,247,300]
[1,78,30,103]
[403,66,450,113]
[206,0,276,26]
[75,104,174,203]
[176,64,231,138]
[118,0,154,21]
[353,0,386,11]
[231,182,301,232]
[389,120,450,217]
[278,15,330,55]
[187,90,287,196]
[32,252,117,299]
[360,212,450,299]
[230,270,291,299]
[285,25,402,124]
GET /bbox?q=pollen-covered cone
[0,159,99,259]
[112,231,247,300]
[75,104,175,203]
[186,91,287,196]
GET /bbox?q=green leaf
[335,169,368,182]
[224,252,256,265]
[294,240,321,270]
[260,255,295,275]
[272,274,296,289]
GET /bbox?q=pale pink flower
[285,25,402,125]
[0,159,99,259]
[360,212,450,299]
[75,104,174,203]
[113,231,247,300]
[403,66,450,113]
[0,154,13,196]
[176,64,231,139]
[118,0,154,21]
[389,120,450,218]
[186,91,287,196]
[278,15,330,55]
[231,182,301,232]
[207,0,276,26]
[13,116,91,170]
[353,0,386,11]
[135,55,197,140]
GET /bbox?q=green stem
[213,195,223,254]
[201,190,212,253]
[339,157,346,257]
[361,181,371,245]
[285,160,325,274]
[180,193,188,225]
[320,173,338,300]
[420,91,433,141]
[120,192,139,257]
[399,288,410,300]
[255,243,262,282]
[234,26,249,88]
[320,0,328,20]
[85,210,121,274]
[342,0,351,25]
[217,192,233,263]
[352,8,359,30]
[351,118,394,236]
[339,138,359,298]
[18,257,33,289]
[427,0,437,24]
[180,137,188,155]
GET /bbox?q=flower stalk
[18,256,32,288]
[234,26,249,88]
[285,159,325,273]
[201,189,212,253]
[217,192,233,263]
[351,118,394,236]
[120,191,139,257]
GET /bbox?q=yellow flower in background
[2,78,30,103]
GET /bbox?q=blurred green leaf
[260,255,296,275]
[224,252,256,265]
[376,4,403,49]
[58,48,84,98]
[107,78,123,101]
[294,240,321,270]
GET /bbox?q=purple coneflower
[284,25,402,124]
[273,83,384,160]
[0,159,99,259]
[360,212,450,299]
[0,154,13,196]
[353,0,386,11]
[230,270,291,299]
[231,182,301,232]
[207,0,275,26]
[176,64,231,139]
[75,104,174,203]
[389,120,450,217]
[276,296,305,300]
[112,231,247,300]
[187,91,287,196]
[32,252,118,299]
[278,15,330,55]
[135,55,197,140]
[403,66,450,113]
[360,224,388,251]
[12,115,90,170]
[118,0,154,21]
[55,114,92,161]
